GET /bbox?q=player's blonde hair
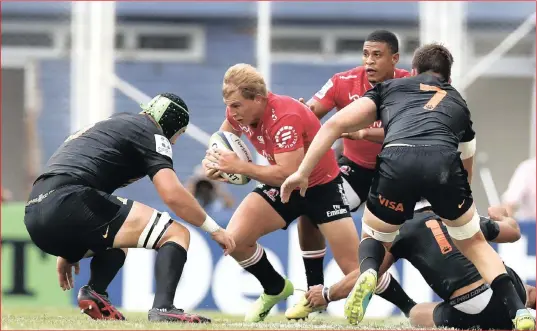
[222,63,267,100]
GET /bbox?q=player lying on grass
[280,43,534,329]
[305,202,535,330]
[285,29,411,321]
[24,93,235,323]
[201,63,361,322]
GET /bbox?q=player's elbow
[160,188,181,207]
[458,138,476,160]
[325,117,347,135]
[512,231,522,242]
[507,221,522,242]
[504,216,522,242]
[495,219,521,243]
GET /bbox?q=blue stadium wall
[37,21,402,211]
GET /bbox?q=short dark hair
[365,30,399,54]
[412,43,454,81]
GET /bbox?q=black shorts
[338,155,375,211]
[366,145,473,225]
[433,266,526,330]
[253,174,351,229]
[24,175,133,263]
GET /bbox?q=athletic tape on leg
[137,211,173,249]
[361,220,399,243]
[445,211,481,241]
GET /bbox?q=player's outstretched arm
[207,147,305,187]
[342,127,385,144]
[153,169,207,226]
[152,168,236,254]
[280,98,377,201]
[239,149,305,187]
[485,206,521,243]
[299,98,377,177]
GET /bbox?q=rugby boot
[245,279,294,322]
[77,285,125,320]
[148,306,211,323]
[344,269,377,325]
[513,308,536,330]
[285,293,327,320]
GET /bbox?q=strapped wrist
[322,286,332,303]
[200,215,221,233]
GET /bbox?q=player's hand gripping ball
[206,131,253,185]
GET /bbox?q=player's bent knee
[160,222,190,250]
[409,304,437,328]
[137,210,189,250]
[361,219,399,243]
[444,211,480,241]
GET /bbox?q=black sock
[303,256,325,288]
[152,242,187,309]
[359,238,386,274]
[245,251,285,295]
[88,248,126,294]
[376,273,416,317]
[491,273,526,319]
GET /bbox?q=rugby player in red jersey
[286,30,413,320]
[201,63,361,322]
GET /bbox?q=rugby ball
[208,131,253,185]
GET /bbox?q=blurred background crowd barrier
[1,1,535,318]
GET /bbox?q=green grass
[1,307,417,330]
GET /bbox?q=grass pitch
[1,306,422,330]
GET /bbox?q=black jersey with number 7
[363,73,475,149]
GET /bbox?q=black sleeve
[129,124,174,180]
[363,83,382,119]
[480,216,500,241]
[461,111,476,143]
[389,232,409,262]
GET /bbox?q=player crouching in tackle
[201,63,360,322]
[24,93,235,323]
[305,202,535,330]
[280,43,535,330]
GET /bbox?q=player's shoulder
[269,92,306,116]
[394,68,411,78]
[379,73,426,92]
[332,66,365,82]
[111,112,164,138]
